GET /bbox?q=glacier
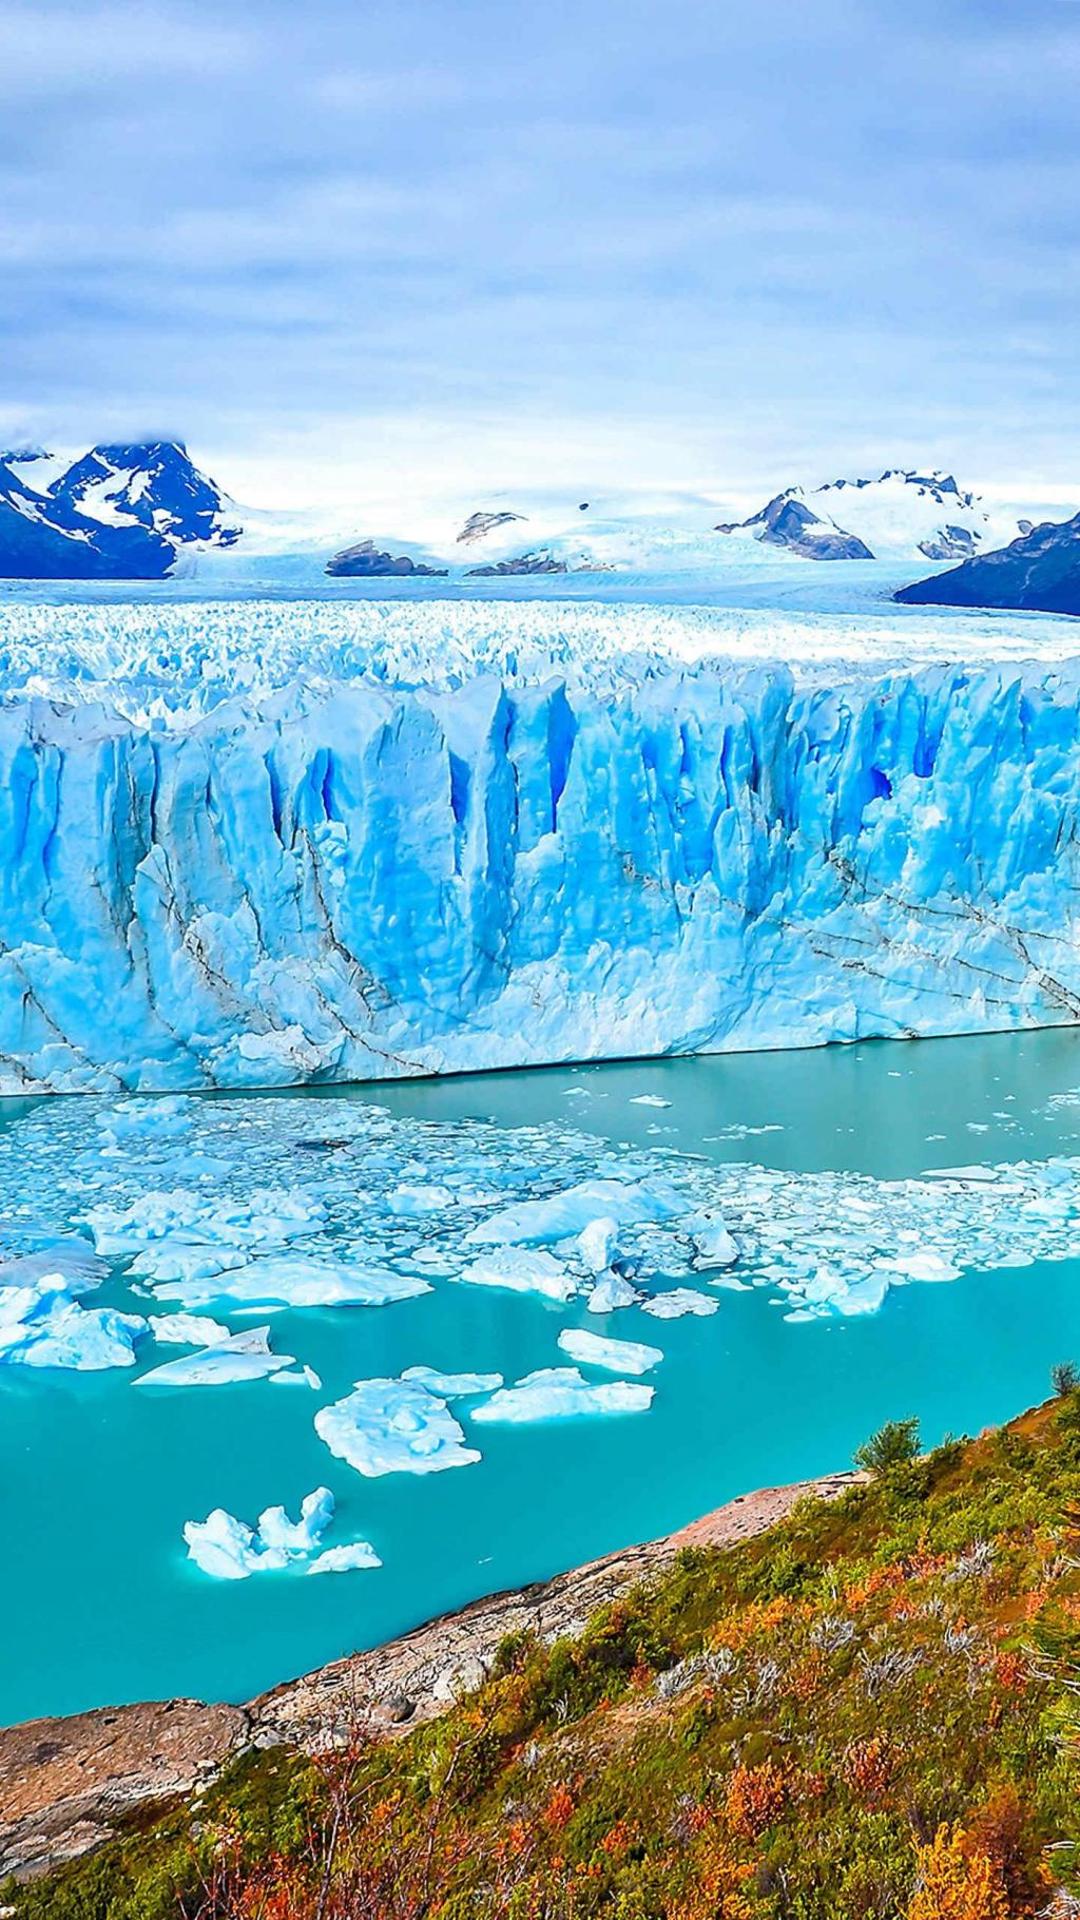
[1,598,1080,1091]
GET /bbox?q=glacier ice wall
[1,650,1079,1091]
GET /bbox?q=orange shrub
[724,1758,793,1839]
[842,1734,894,1803]
[906,1822,1008,1920]
[544,1784,576,1831]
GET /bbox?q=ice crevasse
[1,646,1079,1092]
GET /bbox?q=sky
[1,0,1078,512]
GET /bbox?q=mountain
[717,468,1020,562]
[0,442,239,579]
[716,491,873,560]
[895,511,1080,616]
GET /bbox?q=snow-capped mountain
[0,442,238,579]
[896,512,1080,616]
[718,469,1024,563]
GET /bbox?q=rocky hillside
[897,512,1080,617]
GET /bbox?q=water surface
[3,1025,1080,1728]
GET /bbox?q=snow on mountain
[896,511,1080,617]
[0,442,239,579]
[717,469,1026,563]
[2,596,1080,1092]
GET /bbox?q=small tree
[1051,1361,1080,1398]
[854,1416,921,1477]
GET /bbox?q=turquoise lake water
[4,1025,1080,1728]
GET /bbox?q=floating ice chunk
[315,1378,481,1477]
[257,1487,335,1555]
[270,1364,323,1389]
[640,1288,719,1319]
[0,1244,106,1296]
[888,1250,961,1283]
[576,1216,619,1274]
[184,1486,352,1579]
[630,1095,671,1109]
[472,1366,653,1423]
[135,1326,294,1388]
[386,1183,456,1216]
[557,1328,663,1375]
[307,1540,382,1575]
[148,1312,232,1347]
[458,1247,577,1303]
[401,1364,504,1397]
[0,1280,148,1370]
[84,1187,326,1258]
[586,1273,640,1312]
[148,1256,433,1312]
[465,1179,680,1248]
[183,1509,288,1581]
[101,1097,194,1144]
[922,1165,1000,1183]
[684,1208,740,1270]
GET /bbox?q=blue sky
[1,0,1077,508]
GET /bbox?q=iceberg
[557,1328,663,1374]
[86,1188,326,1258]
[315,1377,481,1477]
[586,1273,640,1312]
[466,1179,680,1247]
[640,1288,719,1319]
[307,1540,382,1575]
[401,1364,504,1396]
[148,1312,232,1346]
[134,1325,294,1388]
[472,1365,653,1423]
[269,1364,323,1389]
[0,1279,147,1370]
[183,1508,283,1581]
[457,1247,577,1302]
[256,1487,335,1555]
[685,1208,740,1270]
[146,1254,432,1312]
[183,1486,340,1580]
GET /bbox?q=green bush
[853,1416,921,1477]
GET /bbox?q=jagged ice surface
[2,600,1080,1091]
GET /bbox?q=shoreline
[0,1466,861,1883]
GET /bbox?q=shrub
[1052,1361,1080,1397]
[854,1417,921,1477]
[907,1822,1009,1920]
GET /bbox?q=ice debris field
[4,597,1080,1091]
[3,1086,1080,1592]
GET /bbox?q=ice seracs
[4,609,1080,1091]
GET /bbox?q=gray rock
[466,548,569,576]
[896,511,1080,616]
[325,539,447,578]
[456,511,525,544]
